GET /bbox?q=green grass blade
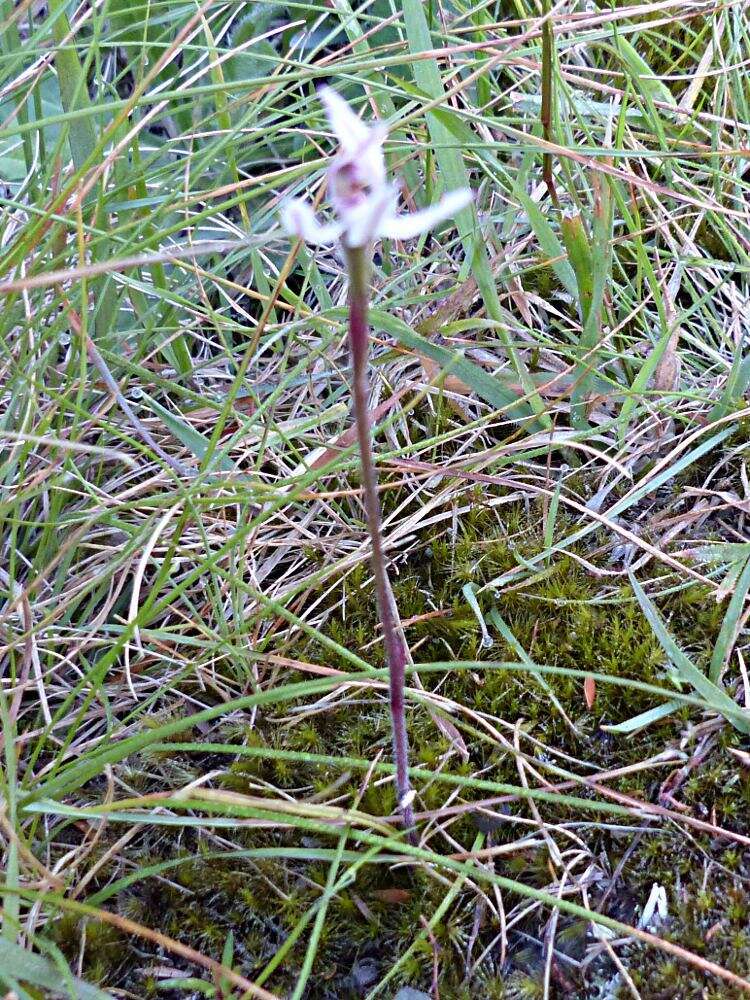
[401,0,550,429]
[629,572,750,734]
[710,556,750,684]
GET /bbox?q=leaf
[400,4,476,254]
[463,582,492,649]
[710,556,750,683]
[146,398,238,473]
[569,170,613,430]
[508,92,645,122]
[219,929,235,996]
[233,4,278,43]
[0,77,62,182]
[401,0,550,429]
[691,542,750,568]
[510,181,577,299]
[584,675,596,710]
[0,145,28,182]
[0,938,111,999]
[708,353,750,424]
[600,698,684,734]
[225,43,279,87]
[560,212,594,323]
[424,706,469,762]
[612,37,676,108]
[367,308,529,417]
[48,0,119,344]
[544,480,562,555]
[629,572,750,734]
[49,1,99,171]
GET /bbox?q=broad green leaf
[0,938,111,1000]
[710,556,750,683]
[0,77,64,185]
[601,698,684,734]
[511,181,577,298]
[146,398,238,473]
[367,308,529,416]
[225,43,279,87]
[232,4,279,44]
[629,572,750,734]
[611,37,676,109]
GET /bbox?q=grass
[1,0,750,996]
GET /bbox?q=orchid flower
[281,87,472,840]
[282,86,472,248]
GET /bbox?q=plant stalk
[540,0,559,207]
[344,245,415,838]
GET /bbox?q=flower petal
[354,122,388,188]
[379,188,473,241]
[280,198,343,245]
[319,86,371,155]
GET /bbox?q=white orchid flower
[281,86,472,248]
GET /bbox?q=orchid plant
[282,87,471,836]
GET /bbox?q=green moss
[48,499,749,998]
[618,850,750,999]
[51,915,128,985]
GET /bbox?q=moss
[48,498,749,998]
[51,915,128,985]
[617,850,750,1000]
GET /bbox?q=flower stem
[344,245,415,838]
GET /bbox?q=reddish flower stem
[345,246,415,838]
